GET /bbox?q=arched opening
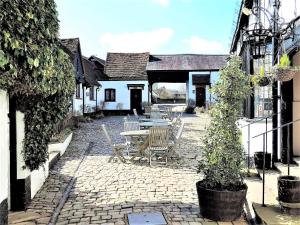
[152,82,186,104]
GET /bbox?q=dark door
[130,89,142,114]
[196,86,206,107]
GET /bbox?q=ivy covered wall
[0,0,75,170]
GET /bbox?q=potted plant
[273,54,300,82]
[197,56,251,221]
[253,151,271,169]
[185,98,196,114]
[278,175,300,215]
[251,66,272,87]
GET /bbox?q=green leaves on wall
[0,0,75,170]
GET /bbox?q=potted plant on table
[197,56,251,221]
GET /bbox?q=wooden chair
[168,122,184,158]
[148,126,169,166]
[166,107,173,120]
[123,121,140,155]
[102,124,126,163]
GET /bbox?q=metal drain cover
[127,212,167,225]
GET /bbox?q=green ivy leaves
[0,0,75,170]
[0,50,9,69]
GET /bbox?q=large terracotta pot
[196,181,247,221]
[278,176,300,215]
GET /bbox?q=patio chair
[168,122,184,158]
[148,126,169,166]
[124,121,140,155]
[101,124,126,163]
[166,107,173,120]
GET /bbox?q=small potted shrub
[273,54,300,82]
[185,98,196,114]
[197,56,251,221]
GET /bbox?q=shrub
[198,56,251,190]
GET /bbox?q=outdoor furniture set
[102,107,184,166]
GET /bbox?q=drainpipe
[96,87,99,113]
[82,84,85,115]
[272,0,280,167]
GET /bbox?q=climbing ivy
[0,0,75,170]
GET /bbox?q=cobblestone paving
[22,113,248,225]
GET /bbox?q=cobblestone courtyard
[12,113,248,225]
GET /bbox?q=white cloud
[152,0,170,7]
[183,36,227,54]
[99,28,174,56]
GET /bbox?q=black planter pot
[278,176,300,215]
[196,181,247,221]
[280,147,294,164]
[254,152,271,169]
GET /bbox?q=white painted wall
[15,111,50,198]
[16,112,30,179]
[187,71,220,106]
[82,86,101,113]
[0,89,9,207]
[98,81,149,110]
[73,83,83,116]
[48,133,73,156]
[30,161,49,198]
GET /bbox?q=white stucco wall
[83,86,101,113]
[15,111,50,198]
[98,81,149,110]
[73,83,83,116]
[30,161,49,198]
[16,112,30,179]
[0,90,9,206]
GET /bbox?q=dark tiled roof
[104,53,149,80]
[82,57,101,87]
[89,55,106,66]
[60,38,80,55]
[147,54,229,71]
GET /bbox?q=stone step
[252,203,300,225]
[8,211,48,224]
[274,160,300,177]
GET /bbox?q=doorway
[196,86,206,107]
[130,89,142,114]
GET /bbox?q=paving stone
[8,112,249,225]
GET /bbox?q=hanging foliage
[0,0,75,170]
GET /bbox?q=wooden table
[139,118,167,122]
[139,121,170,129]
[120,130,149,160]
[143,113,168,118]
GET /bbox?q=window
[105,89,115,102]
[90,86,95,100]
[76,84,81,98]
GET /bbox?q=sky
[56,0,240,60]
